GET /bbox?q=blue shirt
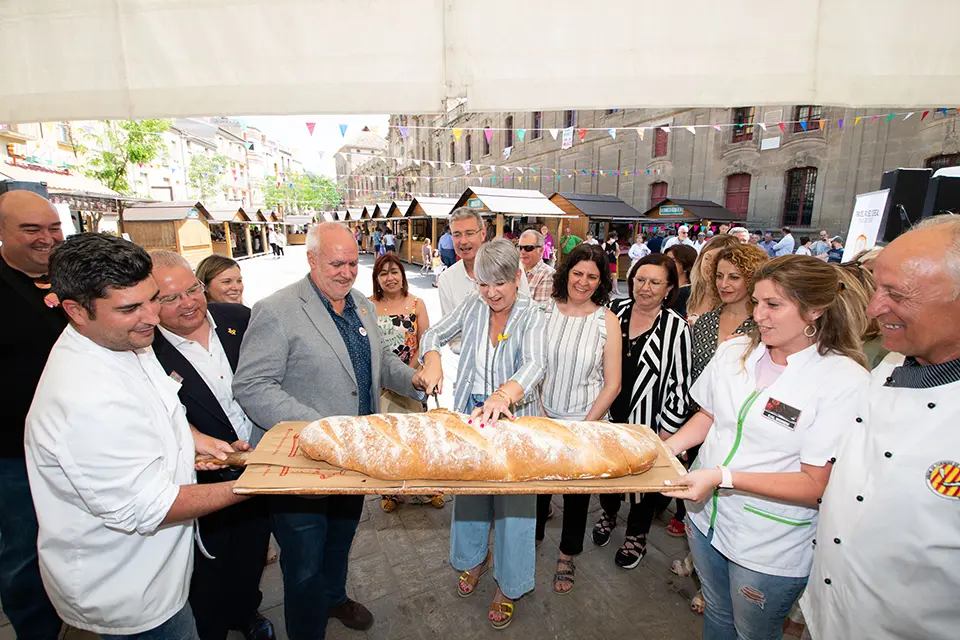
[438,232,454,251]
[759,240,777,258]
[308,279,374,416]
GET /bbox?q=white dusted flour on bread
[298,409,659,481]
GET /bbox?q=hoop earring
[804,324,818,338]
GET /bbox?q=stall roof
[453,187,570,217]
[123,201,212,222]
[359,207,371,219]
[639,198,742,222]
[284,214,314,225]
[372,203,393,218]
[342,209,360,220]
[205,204,249,222]
[321,212,337,222]
[407,197,459,218]
[1,161,119,196]
[550,193,643,220]
[388,201,412,217]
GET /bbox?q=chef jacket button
[856,495,864,502]
[928,402,936,409]
[833,537,841,544]
[829,457,837,464]
[351,391,358,397]
[824,578,832,585]
[817,498,822,504]
[885,376,893,384]
[884,451,893,458]
[812,538,817,545]
[855,417,863,423]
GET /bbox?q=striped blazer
[420,293,546,416]
[609,298,693,433]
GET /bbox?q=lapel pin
[227,328,237,335]
[359,327,368,337]
[361,308,367,315]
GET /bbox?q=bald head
[0,190,63,277]
[306,222,359,302]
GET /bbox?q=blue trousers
[100,603,199,640]
[0,457,62,640]
[688,522,807,640]
[269,495,363,640]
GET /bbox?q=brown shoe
[328,598,374,631]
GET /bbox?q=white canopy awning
[1,0,958,124]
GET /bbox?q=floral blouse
[377,299,420,365]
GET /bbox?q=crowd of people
[1,189,958,640]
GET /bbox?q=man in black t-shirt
[0,190,66,640]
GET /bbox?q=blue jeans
[0,457,62,640]
[100,603,199,640]
[687,522,807,640]
[269,495,363,640]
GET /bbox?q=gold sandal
[457,551,491,597]
[489,600,515,630]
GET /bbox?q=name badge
[169,370,184,384]
[762,397,801,431]
[358,327,368,337]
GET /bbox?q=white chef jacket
[801,353,960,640]
[158,312,255,442]
[24,325,196,635]
[687,337,870,578]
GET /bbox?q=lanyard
[709,388,763,529]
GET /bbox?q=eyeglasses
[518,244,542,252]
[634,278,666,289]
[158,282,205,306]
[451,229,482,240]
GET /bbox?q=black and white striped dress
[608,298,693,434]
[541,301,608,420]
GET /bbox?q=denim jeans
[100,603,199,640]
[687,522,807,640]
[450,494,536,599]
[0,457,62,640]
[269,495,363,640]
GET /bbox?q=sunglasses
[518,244,542,252]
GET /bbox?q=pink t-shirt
[755,349,787,389]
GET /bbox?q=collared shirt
[524,260,555,305]
[158,312,254,442]
[25,326,195,634]
[810,239,830,257]
[773,234,796,257]
[801,353,960,639]
[438,232,454,250]
[759,240,777,257]
[308,279,373,415]
[688,337,870,578]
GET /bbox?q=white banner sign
[561,126,574,150]
[842,188,890,263]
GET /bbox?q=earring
[804,324,818,338]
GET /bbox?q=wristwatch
[718,465,734,489]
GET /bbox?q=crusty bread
[298,409,658,481]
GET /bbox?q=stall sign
[659,205,684,216]
[187,207,200,218]
[467,198,483,209]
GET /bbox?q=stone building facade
[344,106,959,234]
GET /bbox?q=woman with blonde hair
[685,234,741,322]
[662,255,871,640]
[834,261,887,369]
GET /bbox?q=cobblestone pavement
[1,247,706,640]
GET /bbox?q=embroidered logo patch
[926,461,960,499]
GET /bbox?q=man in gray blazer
[233,222,426,640]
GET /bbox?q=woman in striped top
[418,239,546,629]
[592,254,694,569]
[534,244,622,594]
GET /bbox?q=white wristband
[718,465,734,489]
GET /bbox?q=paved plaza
[1,246,705,640]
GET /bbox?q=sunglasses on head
[518,244,542,252]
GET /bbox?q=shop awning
[638,198,742,223]
[1,160,119,196]
[2,1,957,124]
[454,187,571,217]
[205,204,249,222]
[550,193,643,220]
[407,197,459,219]
[123,201,211,221]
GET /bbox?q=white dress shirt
[25,325,196,634]
[688,337,870,577]
[801,353,960,640]
[158,312,254,442]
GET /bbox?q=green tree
[84,119,171,195]
[264,172,341,213]
[187,152,229,201]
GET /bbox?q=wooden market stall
[283,214,314,245]
[245,209,270,257]
[205,204,250,259]
[637,198,742,235]
[451,187,578,242]
[386,200,411,259]
[550,193,642,277]
[406,197,458,264]
[122,201,214,268]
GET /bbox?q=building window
[724,173,751,218]
[783,167,818,226]
[650,181,668,207]
[483,127,491,155]
[449,140,456,163]
[465,133,472,161]
[926,154,960,170]
[793,105,823,133]
[505,116,514,148]
[653,128,668,158]
[606,109,621,115]
[532,112,542,139]
[731,108,755,143]
[564,110,577,128]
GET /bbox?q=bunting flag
[578,128,586,142]
[869,115,880,123]
[903,112,914,121]
[838,118,844,130]
[517,167,524,174]
[922,110,930,121]
[712,124,722,132]
[462,160,471,174]
[608,128,617,140]
[885,113,896,123]
[452,128,463,142]
[636,128,644,141]
[413,159,421,166]
[685,126,696,135]
[399,126,409,139]
[660,126,670,133]
[800,121,808,131]
[855,116,862,126]
[484,127,493,145]
[758,123,767,131]
[549,128,559,140]
[445,162,453,168]
[517,129,526,142]
[305,122,316,136]
[778,122,786,133]
[339,124,348,137]
[503,146,512,160]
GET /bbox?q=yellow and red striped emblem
[926,461,960,499]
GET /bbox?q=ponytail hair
[742,255,868,369]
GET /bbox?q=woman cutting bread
[418,238,547,630]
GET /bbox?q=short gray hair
[914,214,960,290]
[448,207,484,230]
[475,238,521,285]
[519,229,544,245]
[306,221,355,254]
[150,250,191,272]
[729,226,748,236]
